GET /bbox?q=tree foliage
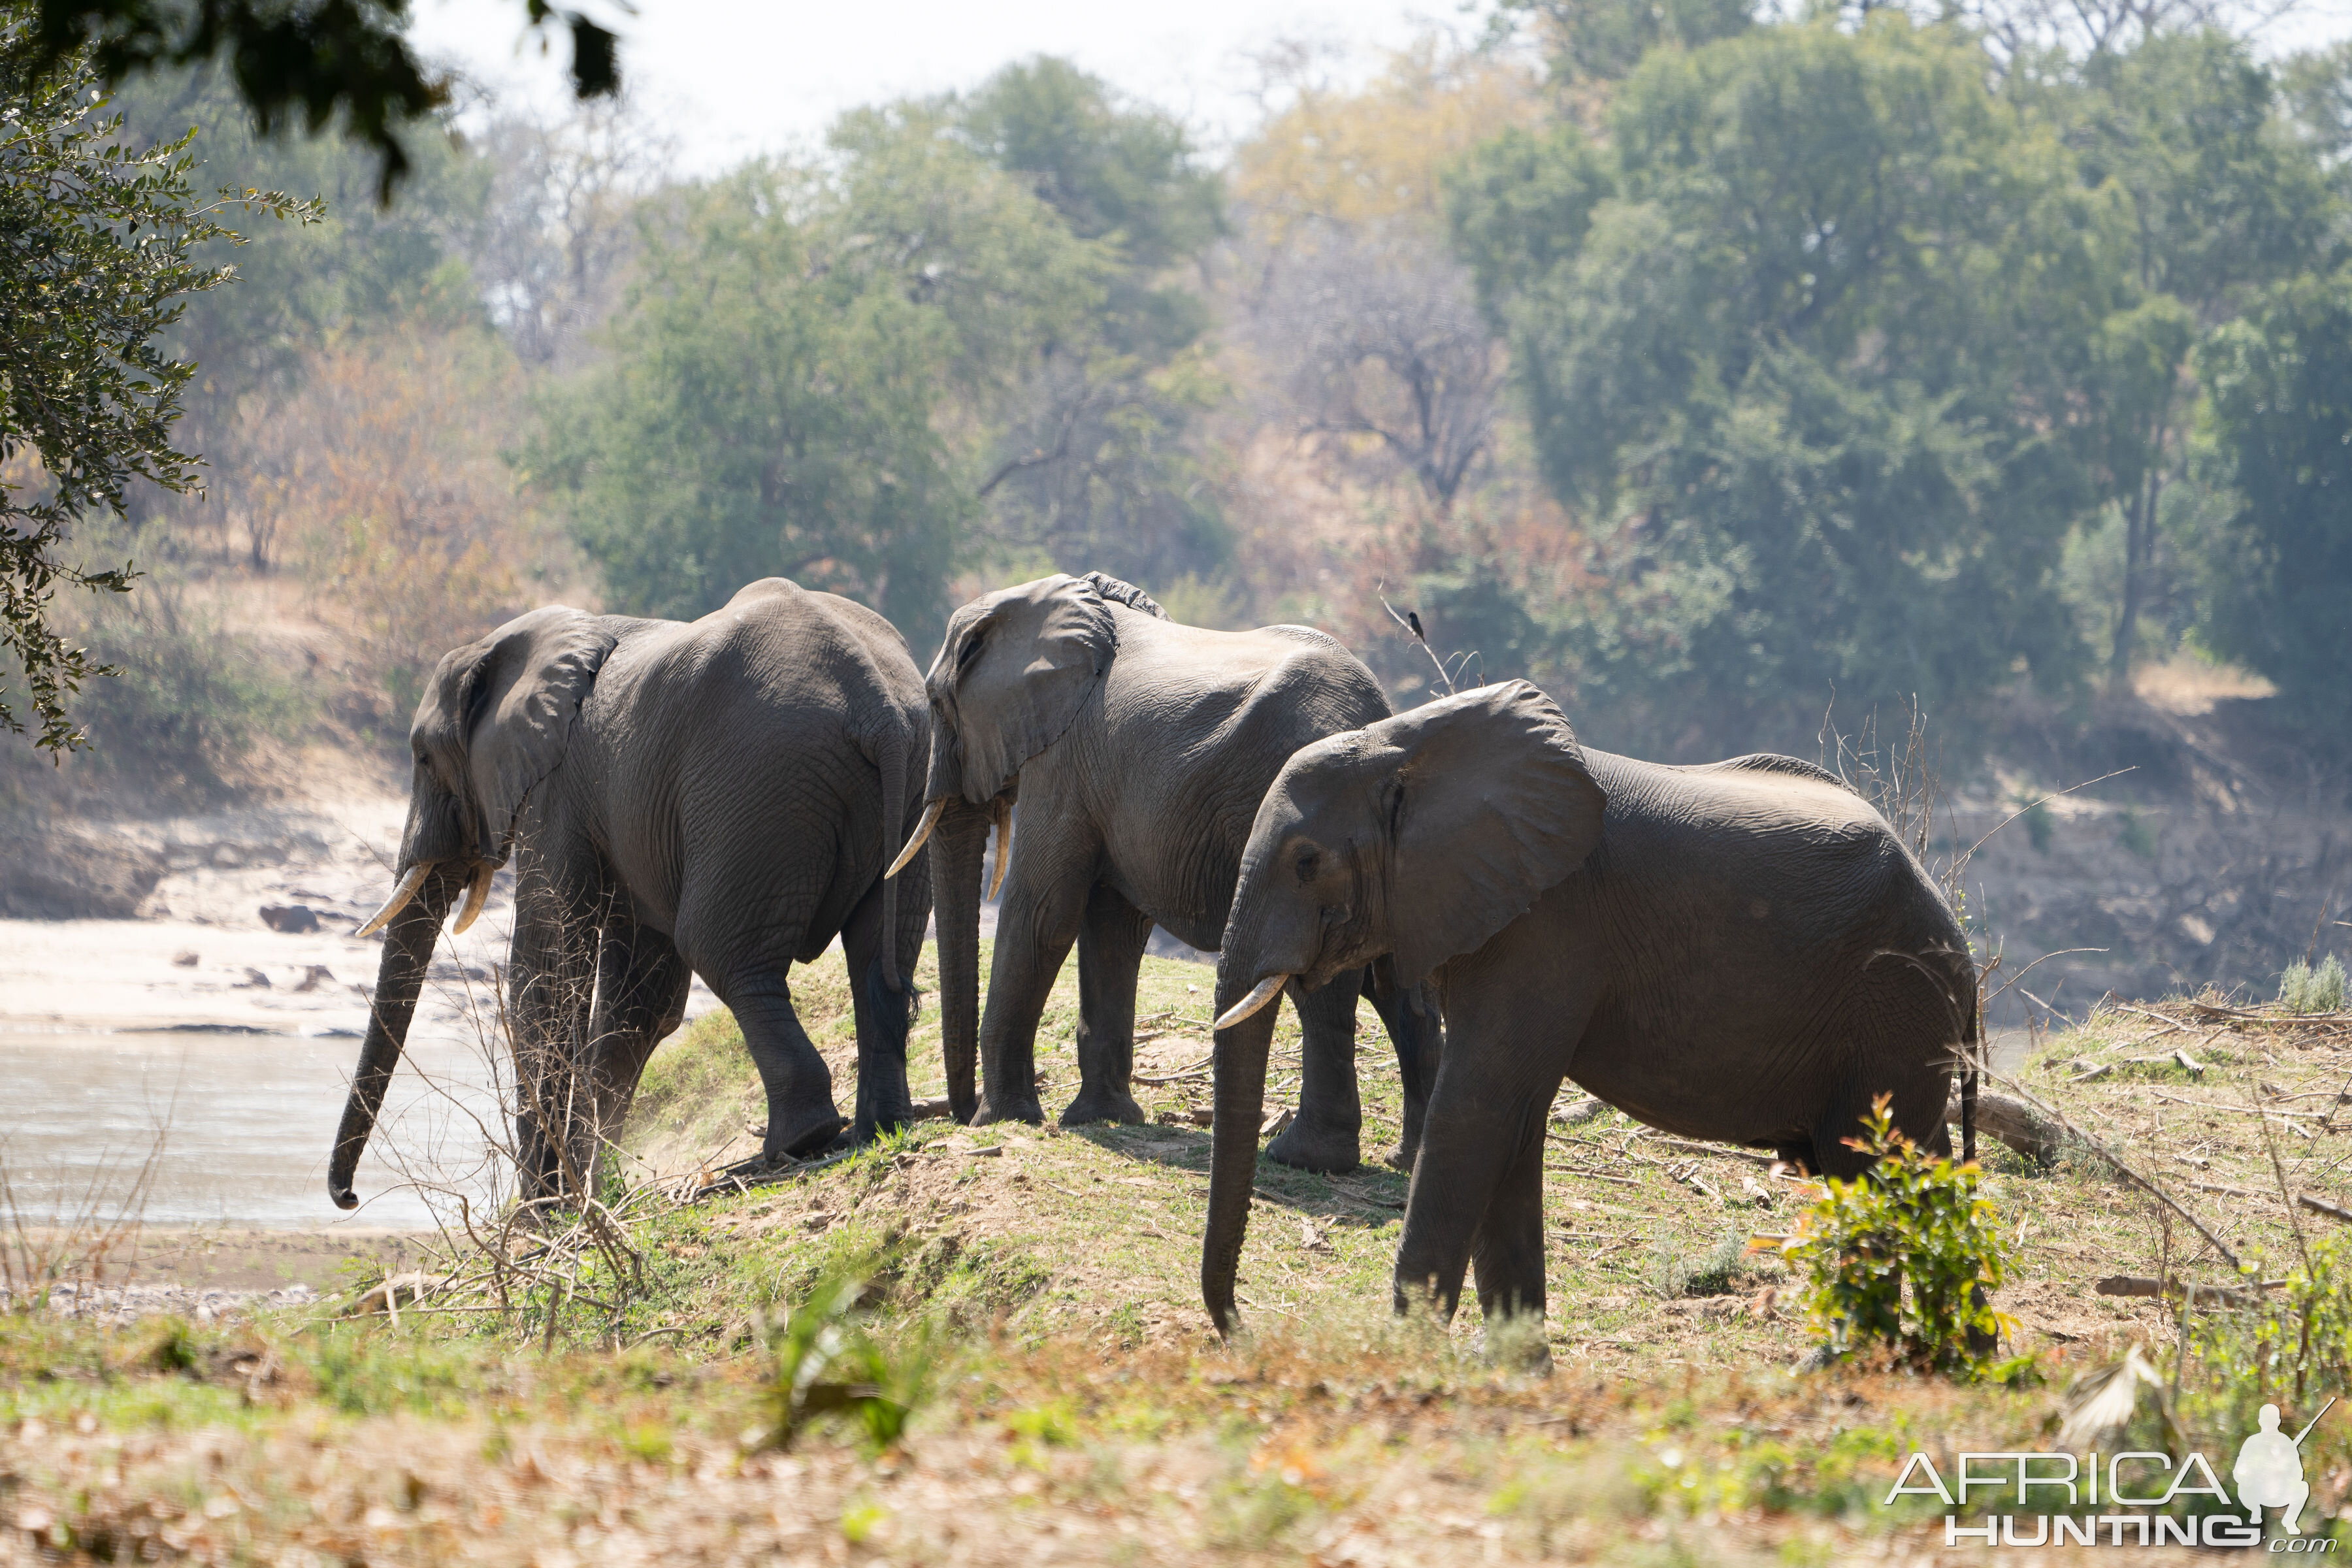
[0,14,308,751]
[18,0,614,196]
[536,63,1233,651]
[1446,10,2350,755]
[2193,270,2352,720]
[531,116,1100,651]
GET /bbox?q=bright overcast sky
[408,0,1457,173]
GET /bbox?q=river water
[0,1026,506,1231]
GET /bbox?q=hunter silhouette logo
[2236,1399,2332,1537]
[1887,1395,2340,1548]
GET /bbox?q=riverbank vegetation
[8,947,2352,1557]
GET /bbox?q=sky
[408,0,1455,174]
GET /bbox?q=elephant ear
[416,607,619,865]
[928,574,1117,805]
[1384,681,1607,985]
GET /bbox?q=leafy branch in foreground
[1781,1097,2015,1376]
[0,12,314,752]
[756,1272,939,1456]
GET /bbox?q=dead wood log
[1945,1088,2066,1163]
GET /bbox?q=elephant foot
[1265,1115,1362,1175]
[763,1105,847,1162]
[1058,1086,1147,1127]
[1380,1141,1416,1173]
[972,1095,1045,1127]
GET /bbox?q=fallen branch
[1656,1138,1780,1167]
[1943,1088,2065,1163]
[2097,1275,2283,1308]
[2151,1091,2330,1120]
[2298,1194,2352,1225]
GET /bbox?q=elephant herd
[326,570,1978,1339]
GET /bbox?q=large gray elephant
[1202,681,1976,1334]
[887,572,1442,1173]
[327,579,932,1211]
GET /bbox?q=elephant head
[883,571,1163,1119]
[1200,680,1607,1332]
[327,606,619,1210]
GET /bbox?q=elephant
[887,571,1443,1173]
[326,578,932,1213]
[1201,680,1976,1335]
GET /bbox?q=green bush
[1781,1098,2013,1375]
[2279,955,2347,1015]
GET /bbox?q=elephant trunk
[1201,961,1287,1339]
[929,796,990,1123]
[328,862,466,1210]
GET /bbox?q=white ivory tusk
[1213,973,1291,1032]
[355,864,430,938]
[887,797,947,879]
[449,862,495,934]
[988,797,1012,902]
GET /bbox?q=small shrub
[1780,1098,2013,1375]
[2279,955,2347,1015]
[1646,1229,1758,1299]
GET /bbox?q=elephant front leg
[1392,1019,1564,1332]
[973,866,1090,1126]
[1061,881,1152,1127]
[505,874,600,1207]
[1467,1111,1554,1365]
[580,923,693,1179]
[1265,972,1364,1173]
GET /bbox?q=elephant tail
[1961,978,1980,1165]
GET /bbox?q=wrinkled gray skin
[1203,681,1975,1335]
[904,572,1443,1173]
[327,580,932,1212]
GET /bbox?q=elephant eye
[1295,849,1319,882]
[956,629,988,673]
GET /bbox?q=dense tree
[2192,270,2352,719]
[0,15,308,751]
[530,116,1098,651]
[2044,30,2331,678]
[954,59,1229,589]
[1454,16,2105,753]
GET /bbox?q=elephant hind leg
[717,975,843,1161]
[1062,881,1152,1128]
[1363,960,1443,1170]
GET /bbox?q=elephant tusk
[449,862,495,934]
[887,798,947,879]
[988,796,1012,902]
[355,864,430,938]
[1214,973,1290,1032]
